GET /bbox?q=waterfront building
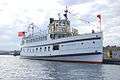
[104,46,120,60]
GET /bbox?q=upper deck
[22,31,103,47]
[21,17,79,45]
[21,7,101,46]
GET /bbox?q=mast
[58,13,61,20]
[64,6,69,20]
[97,14,102,32]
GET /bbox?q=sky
[0,0,120,51]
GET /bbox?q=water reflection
[0,55,120,80]
[43,62,104,80]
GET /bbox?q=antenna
[78,18,96,27]
[64,6,69,19]
[58,13,61,20]
[27,22,36,35]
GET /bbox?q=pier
[103,46,120,65]
[103,59,120,65]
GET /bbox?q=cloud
[59,0,93,6]
[0,0,120,50]
[62,0,120,46]
[0,0,62,50]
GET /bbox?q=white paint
[20,32,103,62]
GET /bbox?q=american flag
[18,32,25,37]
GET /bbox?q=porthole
[61,45,63,47]
[36,48,38,51]
[39,47,42,52]
[44,47,47,51]
[93,41,95,44]
[81,43,83,45]
[48,46,50,51]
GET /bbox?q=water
[0,55,120,80]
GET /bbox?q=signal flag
[97,14,101,20]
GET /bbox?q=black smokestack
[50,18,54,23]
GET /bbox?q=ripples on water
[0,55,120,80]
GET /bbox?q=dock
[103,59,120,65]
[103,46,120,65]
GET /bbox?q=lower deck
[21,38,102,57]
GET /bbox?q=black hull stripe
[21,52,102,58]
[24,37,101,48]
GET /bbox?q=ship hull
[21,53,103,63]
[20,32,103,63]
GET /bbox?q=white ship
[19,8,103,63]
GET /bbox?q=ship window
[24,48,27,52]
[58,35,61,38]
[44,36,47,40]
[41,37,43,41]
[23,48,25,52]
[81,43,83,45]
[95,50,98,53]
[53,45,59,50]
[32,39,34,42]
[56,24,58,26]
[33,49,34,52]
[36,48,38,51]
[48,46,50,51]
[93,41,95,44]
[67,21,70,25]
[36,38,38,41]
[27,48,29,52]
[26,40,28,43]
[63,21,65,26]
[30,49,31,52]
[22,48,24,52]
[39,37,41,41]
[30,39,32,42]
[25,48,26,52]
[39,47,42,52]
[44,47,47,51]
